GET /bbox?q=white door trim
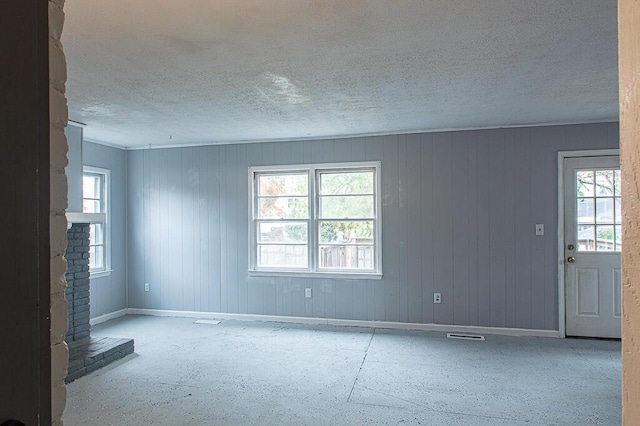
[557,149,620,337]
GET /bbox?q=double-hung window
[250,162,381,277]
[83,167,110,275]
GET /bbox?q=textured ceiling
[63,0,618,148]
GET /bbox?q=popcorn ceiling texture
[62,0,619,148]
[619,0,640,423]
[49,0,69,423]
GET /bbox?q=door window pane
[596,226,615,251]
[576,171,594,197]
[595,171,614,196]
[577,198,594,224]
[578,225,595,251]
[595,198,614,224]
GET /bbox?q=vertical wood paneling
[236,144,249,314]
[182,148,196,312]
[514,131,533,329]
[406,134,422,323]
[529,131,547,330]
[398,136,409,323]
[467,137,479,325]
[196,146,210,312]
[148,149,162,310]
[432,132,454,325]
[476,132,492,326]
[126,150,144,309]
[420,133,435,324]
[167,150,183,310]
[504,129,517,328]
[158,150,170,310]
[452,133,470,325]
[208,146,222,312]
[382,136,400,322]
[488,131,507,327]
[124,123,619,332]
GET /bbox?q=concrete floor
[66,315,621,425]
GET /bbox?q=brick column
[65,224,91,343]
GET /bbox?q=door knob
[567,256,575,263]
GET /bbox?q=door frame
[557,149,620,338]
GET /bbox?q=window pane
[577,198,594,224]
[595,170,614,196]
[258,174,307,196]
[319,221,374,244]
[83,200,101,213]
[576,171,594,197]
[319,195,374,219]
[320,171,374,195]
[615,198,621,224]
[258,197,308,219]
[258,222,307,243]
[616,225,622,250]
[614,170,621,196]
[595,198,614,224]
[596,226,615,251]
[90,223,104,245]
[577,225,595,252]
[319,245,374,270]
[89,245,104,270]
[257,244,307,268]
[83,174,101,200]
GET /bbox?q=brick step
[66,336,134,383]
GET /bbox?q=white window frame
[83,166,111,278]
[248,161,382,279]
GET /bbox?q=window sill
[90,270,112,279]
[248,270,383,280]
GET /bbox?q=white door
[564,155,621,338]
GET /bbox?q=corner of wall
[49,0,69,424]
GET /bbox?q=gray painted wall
[126,123,619,330]
[84,141,128,318]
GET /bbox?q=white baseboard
[90,308,128,326]
[125,308,560,338]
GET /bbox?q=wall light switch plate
[305,288,312,298]
[535,224,544,236]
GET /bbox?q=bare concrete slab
[65,315,620,425]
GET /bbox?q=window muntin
[576,169,621,252]
[83,169,109,272]
[250,163,380,275]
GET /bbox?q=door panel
[564,156,621,338]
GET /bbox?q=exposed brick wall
[65,224,91,343]
[49,0,69,424]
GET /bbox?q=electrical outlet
[535,223,544,236]
[144,282,150,292]
[433,292,442,304]
[305,288,312,298]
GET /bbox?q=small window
[83,168,110,273]
[250,162,381,276]
[575,169,622,252]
